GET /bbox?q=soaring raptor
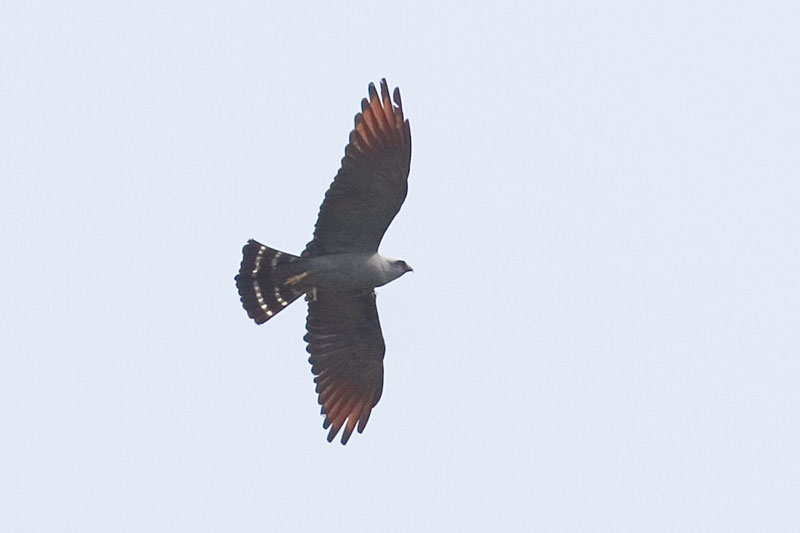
[235,79,412,444]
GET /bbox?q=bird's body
[235,78,412,444]
[302,253,412,291]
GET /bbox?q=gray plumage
[304,253,412,291]
[235,78,412,444]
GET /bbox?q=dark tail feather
[235,239,305,324]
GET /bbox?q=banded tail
[235,239,306,324]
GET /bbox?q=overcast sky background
[2,2,799,531]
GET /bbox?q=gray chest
[305,253,390,291]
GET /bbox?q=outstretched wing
[303,78,412,256]
[305,290,385,444]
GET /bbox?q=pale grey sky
[2,1,799,531]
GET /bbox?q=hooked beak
[406,264,414,273]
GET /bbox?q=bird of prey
[235,78,412,445]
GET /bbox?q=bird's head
[389,258,414,279]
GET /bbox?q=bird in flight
[235,78,413,444]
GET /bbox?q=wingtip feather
[368,82,379,102]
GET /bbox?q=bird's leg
[285,271,308,286]
[305,286,318,302]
